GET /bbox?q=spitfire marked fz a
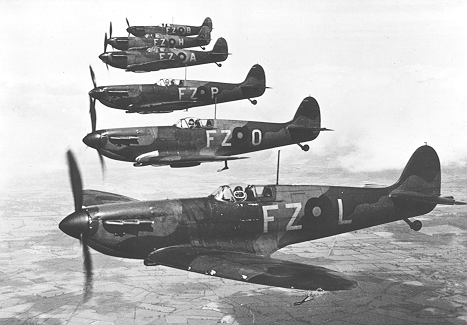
[99,37,229,72]
[88,64,266,114]
[126,17,212,37]
[83,97,329,170]
[106,25,211,51]
[60,145,465,299]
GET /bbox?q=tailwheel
[297,143,310,152]
[403,218,422,231]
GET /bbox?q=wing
[83,189,139,206]
[126,60,175,72]
[144,246,357,291]
[390,190,466,205]
[127,100,205,113]
[135,152,248,166]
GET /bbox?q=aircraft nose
[59,210,89,239]
[99,53,110,63]
[83,132,102,149]
[88,87,105,100]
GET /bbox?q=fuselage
[89,79,265,113]
[99,46,227,72]
[83,118,319,165]
[81,184,435,259]
[107,34,210,51]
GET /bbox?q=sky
[1,0,467,193]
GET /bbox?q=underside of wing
[144,246,357,291]
[127,100,205,113]
[390,190,466,205]
[126,60,175,72]
[136,154,248,166]
[83,189,139,206]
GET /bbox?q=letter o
[252,129,262,146]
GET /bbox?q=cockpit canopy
[156,78,184,87]
[210,184,275,203]
[147,46,170,53]
[174,117,214,129]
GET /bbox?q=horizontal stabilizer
[83,189,138,206]
[145,246,357,291]
[390,190,466,205]
[287,126,333,132]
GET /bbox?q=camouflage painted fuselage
[83,183,435,260]
[127,18,212,37]
[85,119,319,165]
[99,42,227,72]
[89,77,264,113]
[107,32,210,51]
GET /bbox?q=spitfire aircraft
[60,145,465,299]
[99,37,229,72]
[126,17,212,37]
[83,96,329,171]
[106,25,211,51]
[88,64,266,114]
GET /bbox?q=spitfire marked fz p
[99,38,229,72]
[126,17,212,37]
[60,145,465,299]
[83,97,329,170]
[88,64,266,113]
[106,25,211,51]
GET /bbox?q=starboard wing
[144,246,357,291]
[126,60,175,72]
[135,154,248,166]
[83,190,139,206]
[127,100,205,113]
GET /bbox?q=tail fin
[287,97,329,143]
[389,145,464,205]
[196,26,211,42]
[240,64,266,97]
[202,17,212,30]
[210,38,229,61]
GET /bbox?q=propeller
[103,33,109,70]
[66,150,94,302]
[126,18,130,37]
[88,66,106,174]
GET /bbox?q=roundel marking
[196,86,209,100]
[178,52,187,62]
[178,26,185,34]
[231,126,250,146]
[312,206,322,217]
[169,38,176,46]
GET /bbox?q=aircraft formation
[61,17,465,302]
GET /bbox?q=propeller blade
[104,32,108,53]
[67,151,83,212]
[90,97,96,132]
[89,65,97,89]
[81,233,93,302]
[126,17,130,28]
[109,21,112,39]
[97,150,106,175]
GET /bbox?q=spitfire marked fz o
[83,97,329,170]
[60,145,465,299]
[126,17,212,37]
[88,64,266,113]
[99,37,229,72]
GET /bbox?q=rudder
[390,145,441,196]
[202,17,213,30]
